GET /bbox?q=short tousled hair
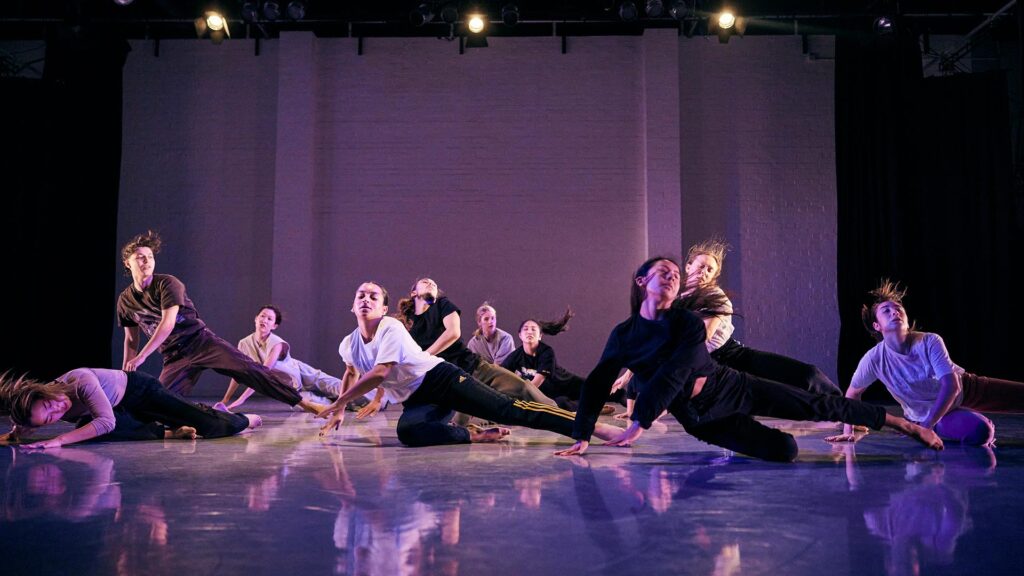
[121,230,163,263]
[258,305,284,327]
[861,279,911,341]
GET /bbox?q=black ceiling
[0,1,1017,40]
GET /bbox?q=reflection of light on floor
[713,543,741,576]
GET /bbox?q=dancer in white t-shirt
[827,280,1024,446]
[317,282,624,447]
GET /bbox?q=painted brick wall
[116,33,839,395]
[679,36,839,381]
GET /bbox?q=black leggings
[78,372,250,441]
[710,338,841,396]
[396,363,577,447]
[674,366,886,462]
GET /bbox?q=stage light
[619,1,638,22]
[241,0,258,22]
[263,0,280,21]
[113,0,135,6]
[440,3,459,24]
[467,13,486,34]
[195,10,231,44]
[645,0,664,18]
[501,4,519,26]
[206,11,226,31]
[410,3,433,26]
[286,0,306,20]
[873,16,895,35]
[718,10,735,29]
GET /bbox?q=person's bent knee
[960,420,996,446]
[760,435,799,463]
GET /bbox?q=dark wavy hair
[120,230,163,275]
[519,307,575,336]
[630,256,680,315]
[395,277,443,329]
[258,304,283,327]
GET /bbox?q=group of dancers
[2,231,1022,461]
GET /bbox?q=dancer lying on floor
[318,282,624,447]
[826,280,1024,447]
[555,256,942,462]
[0,369,260,449]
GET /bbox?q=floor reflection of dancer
[827,280,1024,446]
[556,257,942,462]
[318,282,623,447]
[0,369,260,449]
[116,231,325,415]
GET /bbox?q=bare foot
[299,399,330,416]
[213,402,230,413]
[245,414,263,429]
[166,426,197,440]
[591,422,625,441]
[600,404,615,416]
[468,427,511,443]
[904,422,944,450]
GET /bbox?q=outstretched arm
[319,363,392,435]
[825,386,868,443]
[124,305,180,371]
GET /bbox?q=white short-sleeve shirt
[849,332,965,422]
[338,316,443,405]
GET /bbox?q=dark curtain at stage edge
[0,29,129,379]
[836,33,1024,393]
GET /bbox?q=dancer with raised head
[0,369,260,449]
[116,231,325,415]
[394,278,555,408]
[556,257,942,462]
[318,282,623,447]
[826,280,1024,446]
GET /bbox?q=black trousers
[79,371,250,441]
[396,362,577,447]
[711,338,842,396]
[672,366,886,462]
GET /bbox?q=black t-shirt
[408,297,479,372]
[501,342,579,386]
[572,306,717,441]
[116,274,206,353]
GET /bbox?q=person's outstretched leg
[686,414,799,462]
[472,361,558,407]
[714,342,841,396]
[123,372,252,438]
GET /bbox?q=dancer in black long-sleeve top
[555,256,943,462]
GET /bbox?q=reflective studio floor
[2,399,1023,576]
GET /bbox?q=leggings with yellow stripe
[397,362,576,447]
